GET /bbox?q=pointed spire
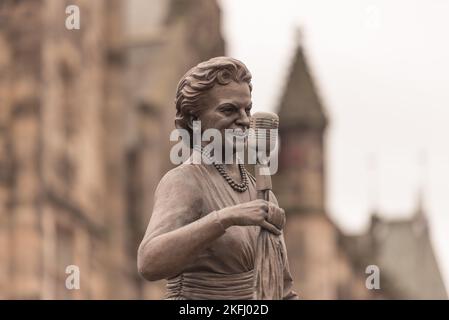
[295,26,304,48]
[277,31,328,131]
[412,187,428,236]
[414,149,428,221]
[370,211,381,226]
[366,152,380,215]
[413,188,426,220]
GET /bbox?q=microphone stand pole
[256,162,271,201]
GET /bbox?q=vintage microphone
[249,112,279,201]
[249,111,284,300]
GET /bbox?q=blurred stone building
[0,0,224,299]
[0,0,446,300]
[274,41,447,299]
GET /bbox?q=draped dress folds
[142,158,298,300]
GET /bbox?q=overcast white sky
[219,0,449,291]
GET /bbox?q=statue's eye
[220,104,237,114]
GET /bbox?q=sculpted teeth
[230,129,248,137]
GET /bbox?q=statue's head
[175,57,253,150]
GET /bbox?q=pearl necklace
[193,145,249,193]
[214,163,248,192]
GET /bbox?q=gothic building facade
[0,0,224,299]
[274,41,447,299]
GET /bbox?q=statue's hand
[216,200,282,235]
[267,202,286,231]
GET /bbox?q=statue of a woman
[137,57,298,300]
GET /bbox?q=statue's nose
[236,110,250,127]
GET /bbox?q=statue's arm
[137,168,226,281]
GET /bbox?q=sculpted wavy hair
[174,56,252,146]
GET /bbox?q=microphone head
[250,112,279,131]
[249,112,279,159]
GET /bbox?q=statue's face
[198,81,252,153]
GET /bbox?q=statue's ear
[187,113,199,130]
